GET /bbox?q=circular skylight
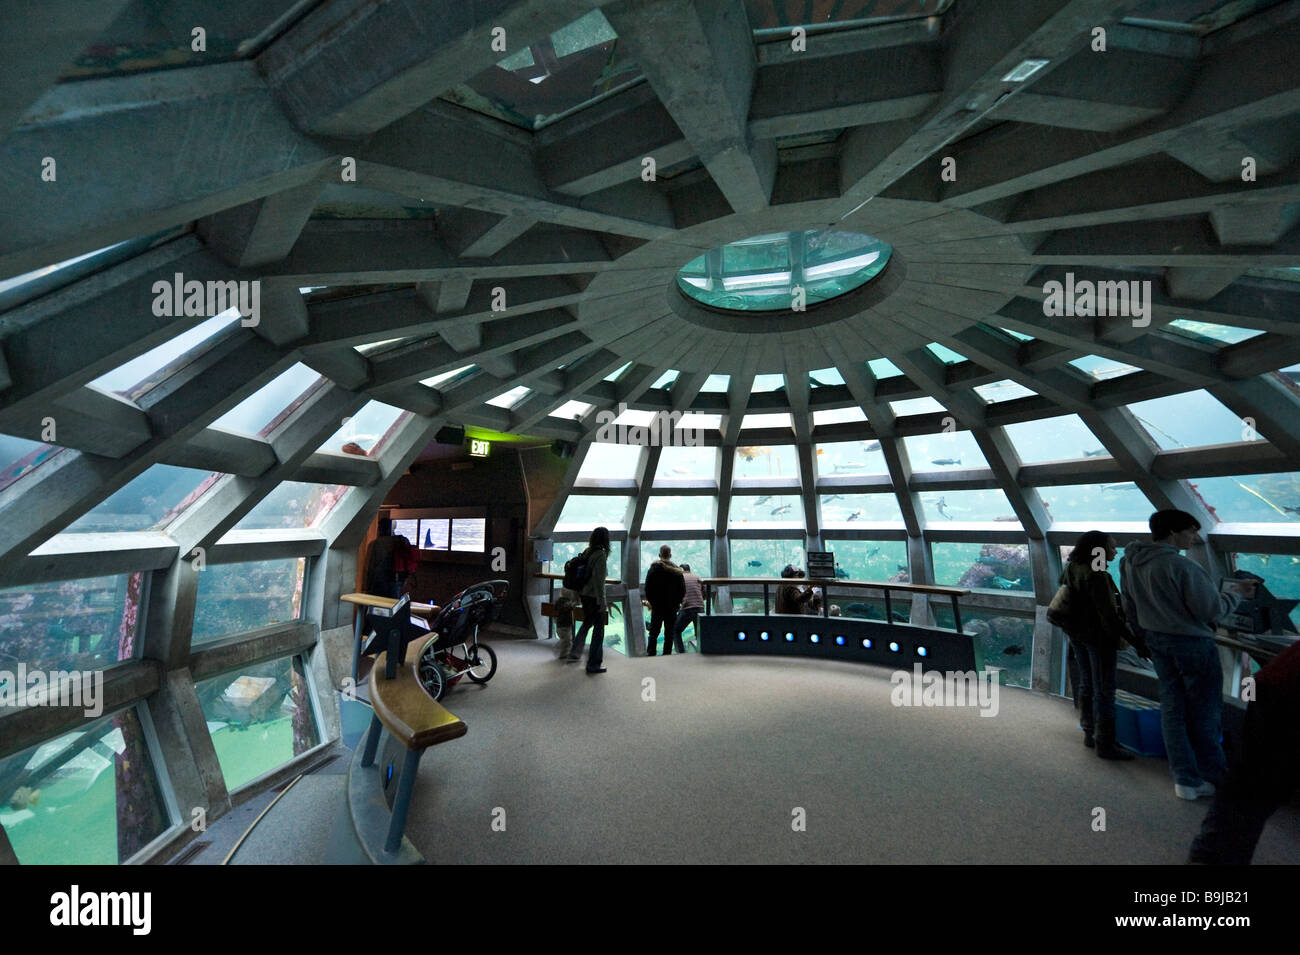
[676,229,892,312]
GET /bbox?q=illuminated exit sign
[469,438,491,457]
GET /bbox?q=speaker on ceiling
[435,425,466,446]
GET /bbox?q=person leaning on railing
[776,564,816,614]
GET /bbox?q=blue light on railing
[760,631,770,641]
[917,646,928,657]
[737,631,747,641]
[889,641,900,653]
[785,632,795,642]
[810,633,820,644]
[835,635,845,646]
[862,638,873,649]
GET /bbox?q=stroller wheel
[418,654,448,701]
[466,643,497,683]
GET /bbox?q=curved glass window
[66,465,219,534]
[820,493,903,526]
[1188,473,1300,525]
[555,495,631,531]
[1004,415,1107,464]
[1041,483,1152,523]
[233,481,347,531]
[920,489,1015,523]
[577,443,642,480]
[933,542,1032,594]
[734,445,798,479]
[816,440,887,477]
[639,539,711,578]
[825,540,909,584]
[643,495,714,529]
[1127,391,1247,450]
[903,431,988,471]
[730,494,802,526]
[193,558,306,644]
[730,539,806,577]
[677,230,891,312]
[655,446,717,482]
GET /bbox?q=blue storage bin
[1114,689,1166,757]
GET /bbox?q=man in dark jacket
[644,545,685,656]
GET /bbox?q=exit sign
[469,438,491,457]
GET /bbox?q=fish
[897,564,908,572]
[746,560,764,567]
[754,495,772,505]
[846,511,862,521]
[824,493,844,503]
[671,467,689,475]
[770,504,792,516]
[993,515,1019,522]
[1002,645,1025,656]
[976,556,1003,565]
[1083,448,1107,457]
[834,567,850,579]
[860,440,881,452]
[1282,505,1300,514]
[931,457,961,466]
[1102,482,1137,491]
[990,576,1024,589]
[737,446,769,461]
[8,786,39,809]
[834,463,867,472]
[866,547,880,558]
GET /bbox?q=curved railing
[703,577,971,633]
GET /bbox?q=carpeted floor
[402,639,1300,865]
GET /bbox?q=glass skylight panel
[812,406,868,426]
[0,241,129,299]
[921,489,1016,523]
[998,327,1034,342]
[975,380,1037,403]
[555,494,631,530]
[577,442,642,480]
[643,495,714,529]
[1167,320,1263,345]
[746,0,955,33]
[809,367,845,387]
[319,401,407,454]
[827,540,910,585]
[734,444,798,479]
[729,494,802,526]
[1126,391,1248,450]
[487,386,530,409]
[612,407,655,427]
[932,543,1032,593]
[820,493,903,526]
[701,374,731,392]
[1186,473,1300,525]
[65,465,218,534]
[603,361,633,382]
[651,370,680,389]
[927,343,966,364]
[751,374,785,392]
[639,540,711,577]
[233,481,347,530]
[889,396,946,416]
[89,311,240,400]
[903,431,988,470]
[1040,483,1152,523]
[730,539,806,578]
[548,400,594,420]
[422,365,476,388]
[1003,415,1108,464]
[355,337,411,356]
[868,358,903,379]
[0,434,63,494]
[740,412,792,430]
[192,558,305,644]
[1069,355,1141,380]
[675,413,721,432]
[213,363,324,437]
[815,439,887,476]
[440,8,642,130]
[655,446,717,481]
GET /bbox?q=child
[554,587,578,659]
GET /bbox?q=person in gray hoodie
[1119,509,1257,801]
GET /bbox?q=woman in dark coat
[567,525,611,674]
[1060,530,1148,760]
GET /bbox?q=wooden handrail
[534,572,622,584]
[703,577,971,597]
[341,591,439,620]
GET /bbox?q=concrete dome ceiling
[2,0,1300,580]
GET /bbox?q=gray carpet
[227,775,349,865]
[403,640,1300,865]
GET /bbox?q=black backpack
[563,552,590,591]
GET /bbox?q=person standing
[644,545,684,655]
[776,565,815,614]
[364,518,401,598]
[1188,640,1300,864]
[553,586,578,660]
[675,563,706,652]
[567,526,612,674]
[1120,509,1257,800]
[1059,531,1148,760]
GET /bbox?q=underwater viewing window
[677,230,891,312]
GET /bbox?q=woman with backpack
[566,525,611,674]
[1052,530,1149,760]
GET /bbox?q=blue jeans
[675,608,701,651]
[1144,632,1226,787]
[1067,636,1117,734]
[570,597,605,670]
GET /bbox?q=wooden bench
[341,592,440,682]
[360,633,467,855]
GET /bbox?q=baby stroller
[417,579,507,700]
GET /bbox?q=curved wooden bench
[359,634,466,855]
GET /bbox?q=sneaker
[586,666,607,674]
[1174,781,1216,800]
